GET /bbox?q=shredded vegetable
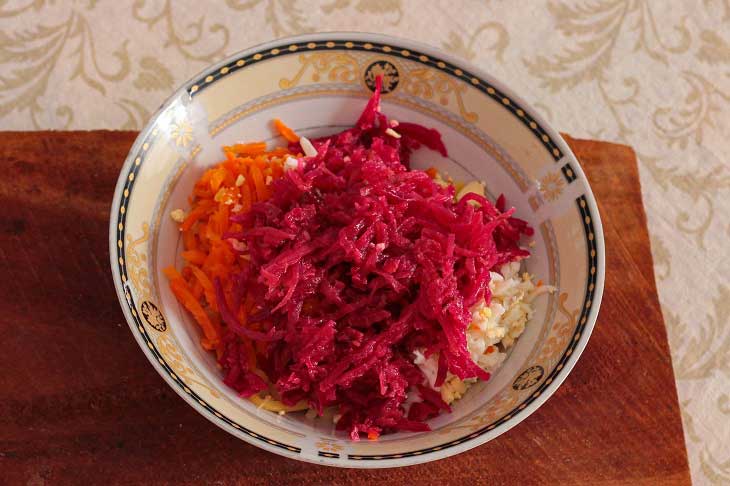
[165,79,533,438]
[165,143,291,359]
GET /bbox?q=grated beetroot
[219,77,532,439]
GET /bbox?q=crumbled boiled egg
[283,156,299,172]
[227,238,247,252]
[440,376,468,404]
[477,306,492,320]
[456,181,486,202]
[169,208,186,223]
[385,127,401,138]
[213,187,230,203]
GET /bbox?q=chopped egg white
[214,187,235,205]
[283,156,299,172]
[385,127,401,138]
[440,376,468,404]
[299,136,318,157]
[414,261,554,404]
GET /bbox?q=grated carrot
[209,167,228,192]
[224,142,267,157]
[181,204,210,232]
[249,164,268,201]
[181,250,207,265]
[164,266,220,346]
[273,118,300,143]
[189,265,217,311]
[165,134,292,359]
[240,181,253,212]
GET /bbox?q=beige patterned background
[1,0,728,483]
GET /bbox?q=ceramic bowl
[109,33,604,468]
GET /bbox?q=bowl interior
[111,34,603,467]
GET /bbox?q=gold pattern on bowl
[109,33,603,468]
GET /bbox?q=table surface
[0,131,689,485]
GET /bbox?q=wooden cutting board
[0,132,690,485]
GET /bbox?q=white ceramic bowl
[109,33,604,468]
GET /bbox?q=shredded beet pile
[218,78,532,439]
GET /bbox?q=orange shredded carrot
[270,159,284,179]
[164,266,183,281]
[200,338,216,351]
[165,134,293,357]
[273,118,300,143]
[189,265,217,310]
[191,279,204,300]
[164,266,220,346]
[209,167,228,192]
[181,205,210,232]
[267,147,291,157]
[183,229,198,251]
[425,167,438,179]
[224,142,267,156]
[240,182,253,212]
[182,250,207,265]
[249,164,268,201]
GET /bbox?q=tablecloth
[1,1,728,483]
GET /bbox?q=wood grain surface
[0,131,689,485]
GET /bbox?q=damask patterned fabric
[1,1,728,483]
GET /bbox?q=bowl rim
[109,31,605,468]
